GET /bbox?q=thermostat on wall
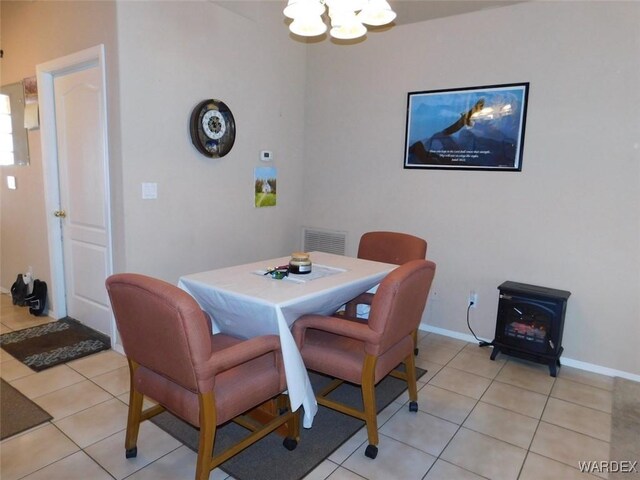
[260,150,273,162]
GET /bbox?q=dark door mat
[0,317,111,371]
[1,378,53,439]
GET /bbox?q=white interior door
[51,63,111,335]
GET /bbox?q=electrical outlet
[469,291,478,308]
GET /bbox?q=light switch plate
[141,182,158,199]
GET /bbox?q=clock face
[202,110,226,140]
[189,99,235,158]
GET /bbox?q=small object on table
[289,252,312,274]
[264,265,290,280]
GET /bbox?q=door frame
[37,44,115,339]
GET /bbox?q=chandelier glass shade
[284,0,396,40]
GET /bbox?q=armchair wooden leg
[286,398,300,442]
[362,355,379,459]
[196,392,217,480]
[282,402,300,451]
[125,360,143,458]
[276,393,300,450]
[404,354,419,412]
[344,300,358,317]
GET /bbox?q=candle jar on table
[289,252,312,274]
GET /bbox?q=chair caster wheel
[283,437,298,451]
[125,447,137,458]
[409,401,418,412]
[365,444,378,459]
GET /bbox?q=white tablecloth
[177,252,395,428]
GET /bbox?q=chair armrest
[343,292,375,317]
[292,314,379,347]
[343,292,375,316]
[349,292,374,306]
[195,334,281,379]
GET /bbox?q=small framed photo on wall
[254,166,277,208]
[404,83,529,171]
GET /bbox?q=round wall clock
[189,99,236,158]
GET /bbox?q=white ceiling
[213,0,524,26]
[391,1,524,25]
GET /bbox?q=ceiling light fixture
[284,0,396,40]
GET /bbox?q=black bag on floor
[24,279,47,316]
[10,274,29,306]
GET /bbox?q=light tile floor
[0,293,616,479]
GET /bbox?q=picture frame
[254,166,277,208]
[404,83,529,171]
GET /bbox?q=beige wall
[2,1,638,376]
[0,1,122,314]
[1,0,306,298]
[302,1,640,375]
[115,1,308,281]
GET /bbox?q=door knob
[53,210,66,218]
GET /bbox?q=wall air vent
[302,227,346,256]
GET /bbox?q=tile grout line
[414,343,612,479]
[513,373,557,480]
[417,343,509,479]
[2,319,618,480]
[427,348,507,476]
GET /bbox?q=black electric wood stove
[490,281,571,377]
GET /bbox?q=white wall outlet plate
[469,291,478,308]
[260,150,273,162]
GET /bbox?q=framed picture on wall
[404,83,529,171]
[254,166,277,208]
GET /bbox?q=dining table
[177,251,396,428]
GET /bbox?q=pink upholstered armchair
[344,231,427,354]
[106,273,299,480]
[293,259,436,459]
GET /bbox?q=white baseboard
[557,357,640,383]
[419,322,640,383]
